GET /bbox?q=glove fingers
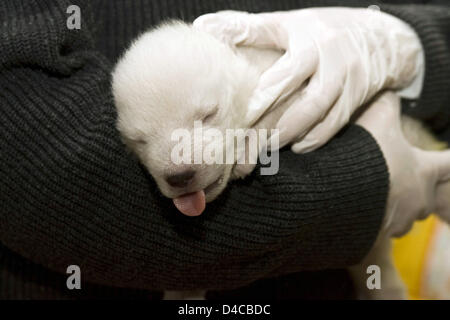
[417,149,450,184]
[290,117,341,154]
[387,184,432,238]
[193,11,284,48]
[433,150,450,183]
[274,75,341,149]
[289,94,350,154]
[245,48,317,126]
[289,84,391,154]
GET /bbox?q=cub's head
[112,21,257,216]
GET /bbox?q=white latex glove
[194,8,424,153]
[356,92,450,238]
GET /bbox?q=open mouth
[172,174,224,217]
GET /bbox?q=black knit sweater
[0,0,448,299]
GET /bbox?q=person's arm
[380,3,450,137]
[0,0,388,291]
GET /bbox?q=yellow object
[392,215,437,299]
[393,215,450,300]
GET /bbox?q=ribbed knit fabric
[0,244,161,300]
[0,0,447,299]
[381,3,450,140]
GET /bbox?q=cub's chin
[203,165,234,203]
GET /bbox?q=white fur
[112,21,260,202]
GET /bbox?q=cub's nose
[165,170,196,188]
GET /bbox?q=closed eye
[126,137,147,146]
[134,139,147,145]
[202,105,219,123]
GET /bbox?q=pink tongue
[173,190,206,216]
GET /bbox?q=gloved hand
[194,8,424,153]
[356,92,450,238]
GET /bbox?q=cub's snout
[166,170,196,188]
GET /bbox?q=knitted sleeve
[381,2,450,138]
[0,0,388,291]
